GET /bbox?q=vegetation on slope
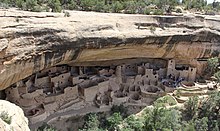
[74,92,220,131]
[0,0,220,15]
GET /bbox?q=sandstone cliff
[0,8,220,90]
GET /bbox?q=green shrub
[64,11,70,17]
[106,112,123,131]
[154,95,177,107]
[0,2,9,9]
[144,8,151,15]
[16,0,24,9]
[123,115,144,131]
[48,0,62,12]
[32,5,43,12]
[102,4,111,13]
[0,111,12,125]
[67,0,77,10]
[111,1,123,13]
[81,113,100,130]
[26,0,37,11]
[93,0,105,12]
[207,57,219,75]
[194,117,208,131]
[149,26,156,33]
[183,96,199,121]
[153,9,164,15]
[37,123,57,131]
[80,0,95,11]
[123,1,136,14]
[111,104,128,118]
[144,107,182,131]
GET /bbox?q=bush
[106,112,123,131]
[123,1,136,14]
[67,0,77,10]
[49,0,62,12]
[111,104,128,118]
[0,111,11,125]
[111,1,123,13]
[93,0,105,12]
[123,115,144,131]
[0,2,9,9]
[80,0,95,11]
[81,113,100,130]
[144,8,151,15]
[32,5,43,12]
[26,0,37,11]
[37,123,57,131]
[154,95,177,107]
[149,26,156,33]
[64,11,70,17]
[183,96,199,121]
[103,4,111,13]
[16,0,24,9]
[153,9,164,15]
[207,57,219,75]
[194,117,208,131]
[144,107,182,131]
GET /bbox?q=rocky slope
[0,100,30,131]
[0,8,220,90]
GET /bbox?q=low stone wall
[141,90,165,98]
[28,111,48,124]
[113,96,128,105]
[21,89,44,99]
[177,90,206,97]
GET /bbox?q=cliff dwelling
[0,6,220,130]
[2,58,200,124]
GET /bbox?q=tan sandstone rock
[0,100,30,131]
[0,8,220,90]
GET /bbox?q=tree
[123,0,137,14]
[49,0,62,12]
[93,0,105,12]
[80,0,95,11]
[111,104,128,118]
[123,115,144,131]
[111,1,123,13]
[83,113,100,130]
[16,0,24,9]
[144,107,182,131]
[198,92,220,130]
[207,57,219,75]
[37,123,57,131]
[214,71,220,83]
[194,117,208,131]
[67,0,77,10]
[25,0,37,11]
[106,112,123,131]
[183,96,199,121]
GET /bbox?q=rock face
[0,8,220,90]
[0,100,30,131]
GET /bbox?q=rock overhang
[0,9,220,90]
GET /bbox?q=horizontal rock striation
[0,8,220,90]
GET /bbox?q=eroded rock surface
[0,8,220,90]
[0,100,30,131]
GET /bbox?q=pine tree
[49,0,62,12]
